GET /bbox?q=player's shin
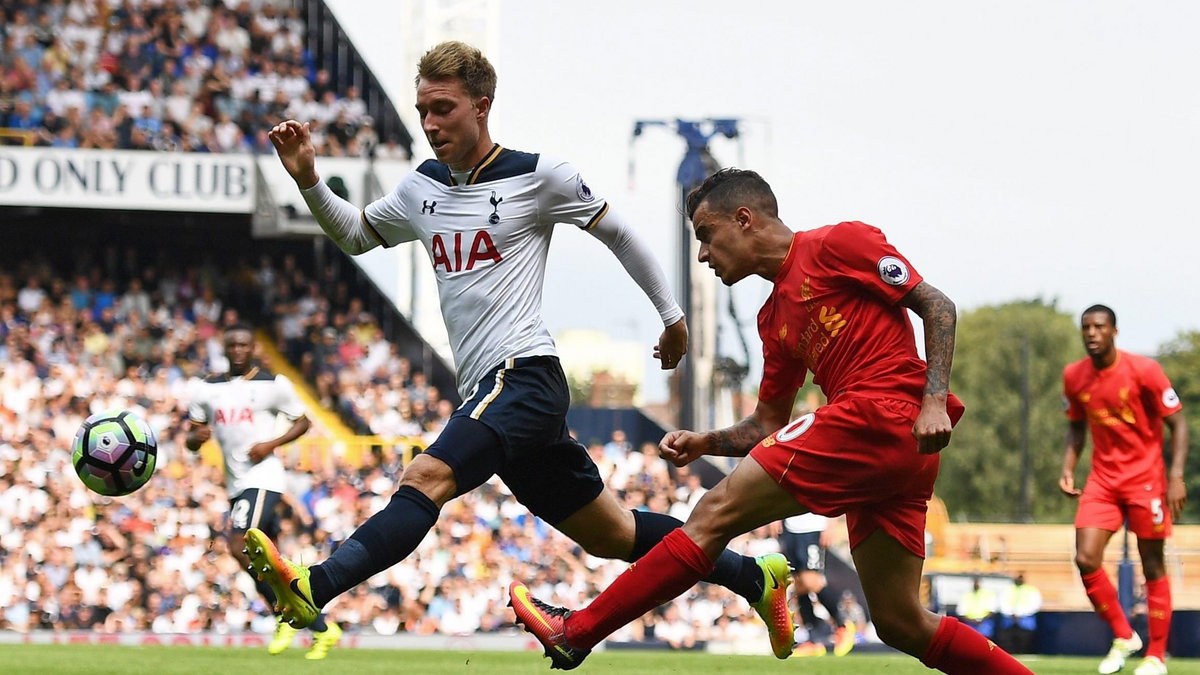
[921,615,1034,675]
[630,509,764,601]
[565,528,714,649]
[310,485,439,607]
[1145,576,1171,659]
[1082,569,1135,639]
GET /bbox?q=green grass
[2,645,1199,674]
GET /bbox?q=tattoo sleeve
[707,416,769,457]
[901,281,956,396]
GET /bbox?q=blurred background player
[779,512,856,657]
[249,41,792,656]
[510,168,1033,674]
[1061,304,1188,675]
[186,324,342,659]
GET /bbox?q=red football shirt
[1063,350,1182,488]
[757,221,929,405]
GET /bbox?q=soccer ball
[72,410,158,496]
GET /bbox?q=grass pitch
[3,645,1199,674]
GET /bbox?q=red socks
[1145,576,1172,659]
[565,528,714,649]
[1081,569,1134,639]
[921,615,1034,674]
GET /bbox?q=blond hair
[416,41,497,101]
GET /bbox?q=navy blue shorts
[228,488,283,537]
[780,530,825,573]
[425,355,604,525]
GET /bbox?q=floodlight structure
[631,119,741,432]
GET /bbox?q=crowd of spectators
[262,253,453,441]
[0,244,804,651]
[0,0,408,159]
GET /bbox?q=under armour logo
[422,200,437,215]
[488,191,503,224]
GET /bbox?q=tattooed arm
[659,394,793,466]
[900,280,957,453]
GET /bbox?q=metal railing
[296,0,415,157]
[0,128,36,146]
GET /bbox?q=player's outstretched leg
[508,582,591,670]
[304,621,344,660]
[243,528,320,628]
[749,553,796,658]
[618,508,793,657]
[267,617,297,654]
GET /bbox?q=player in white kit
[244,42,794,655]
[779,513,857,656]
[186,324,342,659]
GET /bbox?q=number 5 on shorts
[1151,497,1164,526]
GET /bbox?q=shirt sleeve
[1137,359,1183,418]
[1062,367,1085,422]
[581,205,683,326]
[273,375,307,420]
[823,221,924,304]
[758,334,808,403]
[535,156,609,230]
[186,381,208,424]
[362,173,420,247]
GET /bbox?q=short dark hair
[685,168,779,220]
[1082,304,1117,327]
[224,322,254,335]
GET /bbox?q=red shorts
[1076,480,1171,539]
[749,394,964,558]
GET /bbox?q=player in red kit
[1061,305,1188,675]
[509,169,1033,674]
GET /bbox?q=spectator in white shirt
[339,85,367,124]
[44,77,88,116]
[17,277,46,314]
[181,0,212,41]
[117,75,155,118]
[164,80,193,124]
[214,12,250,56]
[212,111,244,152]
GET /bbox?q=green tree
[939,299,1082,522]
[1156,331,1200,521]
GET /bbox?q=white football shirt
[362,146,613,398]
[187,366,306,495]
[783,512,830,534]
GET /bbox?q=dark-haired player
[1061,305,1187,675]
[186,324,342,658]
[511,168,1034,674]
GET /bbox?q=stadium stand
[0,0,407,158]
[0,214,784,648]
[927,522,1200,611]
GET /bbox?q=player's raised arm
[269,120,379,255]
[268,119,319,188]
[586,208,687,368]
[538,158,686,367]
[899,280,957,454]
